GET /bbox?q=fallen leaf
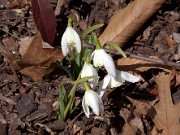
[2,37,18,53]
[19,36,33,56]
[99,0,165,46]
[116,57,170,72]
[31,0,56,45]
[126,96,152,116]
[120,108,136,135]
[153,72,180,135]
[17,33,63,81]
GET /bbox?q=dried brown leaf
[31,0,56,45]
[121,123,136,135]
[99,0,165,46]
[153,72,180,135]
[17,34,63,81]
[126,96,151,116]
[19,36,33,56]
[116,58,170,72]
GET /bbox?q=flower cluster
[61,20,140,118]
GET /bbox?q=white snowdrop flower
[91,49,116,77]
[98,70,140,97]
[82,90,104,118]
[61,27,81,56]
[81,63,99,89]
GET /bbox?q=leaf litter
[0,0,179,134]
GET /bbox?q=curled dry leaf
[152,72,180,135]
[17,33,63,81]
[99,0,165,47]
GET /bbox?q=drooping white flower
[61,27,81,56]
[91,49,116,77]
[80,63,99,89]
[82,90,104,118]
[98,70,140,97]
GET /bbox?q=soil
[0,0,180,135]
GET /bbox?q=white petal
[99,101,104,114]
[96,94,104,114]
[81,63,99,88]
[71,28,81,53]
[97,75,111,97]
[115,70,125,84]
[92,50,104,67]
[101,75,111,89]
[120,71,140,83]
[82,95,90,118]
[61,28,69,56]
[85,90,100,116]
[61,27,81,56]
[109,75,123,88]
[101,49,116,77]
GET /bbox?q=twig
[35,122,54,135]
[82,43,180,68]
[125,52,180,68]
[138,77,155,91]
[63,112,83,135]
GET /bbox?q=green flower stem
[93,33,102,49]
[63,75,99,120]
[63,83,78,120]
[85,57,90,64]
[84,82,91,90]
[68,18,72,27]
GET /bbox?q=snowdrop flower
[91,49,116,77]
[61,27,81,56]
[98,70,140,97]
[81,63,99,89]
[82,90,104,118]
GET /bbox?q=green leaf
[106,41,127,58]
[82,48,93,62]
[58,84,67,120]
[76,76,99,85]
[81,24,104,39]
[58,64,73,79]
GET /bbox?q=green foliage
[81,24,104,40]
[105,41,127,58]
[61,48,93,80]
[58,84,67,120]
[58,76,99,121]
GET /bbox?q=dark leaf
[31,0,56,45]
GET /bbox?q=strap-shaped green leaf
[81,24,104,39]
[106,41,127,58]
